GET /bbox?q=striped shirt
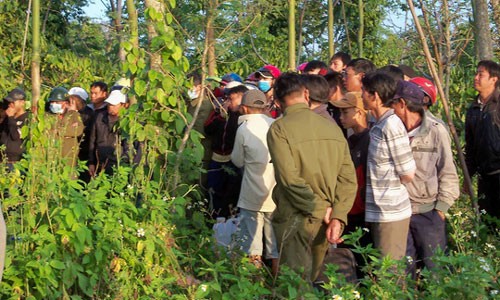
[365,110,416,222]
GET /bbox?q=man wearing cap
[204,84,248,218]
[361,73,416,261]
[255,65,281,118]
[410,77,448,130]
[465,60,500,219]
[0,88,29,165]
[267,72,357,282]
[47,87,84,168]
[67,87,94,163]
[389,80,459,276]
[331,92,371,266]
[88,90,139,176]
[302,74,336,123]
[231,89,278,274]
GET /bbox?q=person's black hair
[187,72,202,86]
[302,74,330,103]
[361,71,397,106]
[273,72,306,103]
[226,85,249,96]
[90,81,108,92]
[346,58,377,75]
[323,71,344,93]
[378,65,404,82]
[478,60,500,88]
[330,52,351,65]
[304,60,328,73]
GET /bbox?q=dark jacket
[465,88,500,175]
[204,110,240,155]
[78,105,95,162]
[88,111,141,174]
[0,112,29,162]
[347,129,370,216]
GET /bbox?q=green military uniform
[267,103,357,281]
[50,110,84,167]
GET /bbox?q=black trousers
[478,173,500,219]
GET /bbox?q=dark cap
[4,88,26,102]
[393,80,425,104]
[241,90,267,108]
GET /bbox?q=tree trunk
[144,0,163,71]
[206,0,217,76]
[328,0,335,57]
[490,0,500,47]
[296,0,307,67]
[341,0,352,54]
[357,0,364,57]
[31,0,41,115]
[115,0,126,62]
[126,0,138,104]
[126,0,139,49]
[472,0,494,60]
[288,0,296,71]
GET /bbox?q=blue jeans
[238,208,278,259]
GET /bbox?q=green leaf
[122,41,133,51]
[135,79,147,96]
[171,45,182,61]
[175,118,185,134]
[50,260,65,270]
[166,13,173,24]
[161,110,170,122]
[168,95,177,106]
[76,226,87,244]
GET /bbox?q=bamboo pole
[288,0,296,71]
[406,0,478,215]
[31,0,40,115]
[328,0,335,58]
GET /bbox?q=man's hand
[436,210,446,221]
[5,106,16,117]
[326,218,344,244]
[88,164,96,177]
[323,207,332,224]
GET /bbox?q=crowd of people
[0,53,498,286]
[188,54,499,284]
[0,79,138,281]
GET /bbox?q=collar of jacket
[237,113,267,125]
[283,102,309,116]
[312,103,329,115]
[413,112,433,137]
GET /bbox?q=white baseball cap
[104,90,127,105]
[68,87,89,101]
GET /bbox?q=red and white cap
[256,65,281,79]
[409,77,437,105]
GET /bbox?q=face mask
[188,89,199,100]
[49,103,64,114]
[258,81,271,93]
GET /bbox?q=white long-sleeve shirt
[231,113,276,212]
